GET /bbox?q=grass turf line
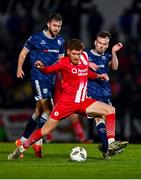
[0,143,141,179]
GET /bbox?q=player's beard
[97,48,105,55]
[48,28,58,38]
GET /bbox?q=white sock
[19,145,26,153]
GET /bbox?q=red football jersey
[42,51,97,103]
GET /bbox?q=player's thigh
[86,101,115,116]
[34,100,43,116]
[50,102,78,120]
[40,99,53,113]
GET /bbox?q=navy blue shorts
[31,79,54,101]
[88,96,112,105]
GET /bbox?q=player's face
[67,49,82,65]
[94,37,109,54]
[47,20,62,37]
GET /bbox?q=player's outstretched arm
[89,62,99,71]
[110,42,123,70]
[97,73,109,81]
[34,60,63,74]
[88,70,109,81]
[112,42,123,52]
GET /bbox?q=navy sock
[96,122,108,153]
[23,117,38,138]
[38,116,46,128]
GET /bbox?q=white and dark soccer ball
[70,146,87,162]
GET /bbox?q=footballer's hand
[34,61,44,70]
[112,43,123,52]
[89,62,99,71]
[17,68,25,79]
[98,73,109,81]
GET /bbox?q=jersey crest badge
[57,39,62,46]
[43,88,48,94]
[101,56,106,60]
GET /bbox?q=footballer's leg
[8,117,59,160]
[31,78,53,158]
[95,118,109,156]
[70,114,90,143]
[106,112,128,156]
[35,98,53,158]
[98,144,110,160]
[32,139,43,158]
[15,138,24,158]
[85,100,128,158]
[92,103,128,157]
[15,100,42,158]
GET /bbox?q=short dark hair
[67,39,84,51]
[48,13,63,22]
[96,31,111,39]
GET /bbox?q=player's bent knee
[108,106,115,114]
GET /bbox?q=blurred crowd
[0,0,141,121]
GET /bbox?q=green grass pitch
[0,143,141,179]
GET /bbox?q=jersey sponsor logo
[78,68,88,76]
[54,111,59,116]
[88,58,93,62]
[98,64,105,68]
[43,49,59,53]
[72,68,77,74]
[43,88,48,94]
[71,68,88,76]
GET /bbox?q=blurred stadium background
[0,0,141,143]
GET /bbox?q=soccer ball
[70,146,87,162]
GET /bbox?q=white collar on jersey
[43,30,56,39]
[90,49,104,56]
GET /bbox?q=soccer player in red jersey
[54,72,91,143]
[8,39,128,160]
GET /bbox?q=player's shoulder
[104,52,112,59]
[27,31,43,41]
[56,34,64,40]
[59,56,68,63]
[81,51,88,60]
[57,56,69,67]
[84,49,92,56]
[104,52,111,56]
[84,49,90,53]
[80,51,89,65]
